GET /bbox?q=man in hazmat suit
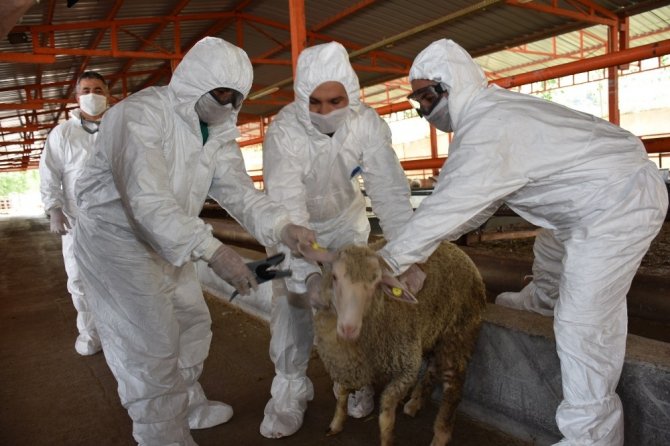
[73,37,315,446]
[260,41,423,438]
[377,39,668,445]
[39,70,110,356]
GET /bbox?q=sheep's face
[330,247,382,341]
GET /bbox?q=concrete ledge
[197,263,670,446]
[463,304,670,446]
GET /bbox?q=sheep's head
[315,245,418,342]
[330,246,382,341]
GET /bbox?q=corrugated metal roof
[1,0,669,171]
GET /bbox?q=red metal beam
[506,0,617,26]
[137,0,254,90]
[642,136,670,154]
[0,53,55,64]
[108,0,192,91]
[493,39,670,88]
[289,0,306,72]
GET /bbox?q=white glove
[208,244,258,296]
[49,207,70,235]
[306,273,326,309]
[398,263,426,295]
[280,223,316,254]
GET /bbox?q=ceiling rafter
[506,0,618,26]
[108,0,193,92]
[487,24,670,78]
[136,0,255,90]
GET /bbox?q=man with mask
[73,37,315,446]
[39,70,110,356]
[260,41,423,439]
[376,39,668,445]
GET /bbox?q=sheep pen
[312,240,487,446]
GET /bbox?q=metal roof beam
[494,39,670,88]
[108,0,193,91]
[136,0,254,90]
[505,0,617,26]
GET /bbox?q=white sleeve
[379,124,528,274]
[358,108,413,241]
[208,139,291,248]
[262,116,320,293]
[39,125,65,213]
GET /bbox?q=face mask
[424,96,452,133]
[309,107,349,135]
[80,118,100,134]
[79,93,107,117]
[195,93,233,125]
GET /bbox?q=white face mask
[79,93,107,117]
[309,107,350,135]
[195,93,233,125]
[424,96,452,133]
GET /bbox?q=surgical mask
[195,93,233,125]
[80,118,100,134]
[309,107,349,135]
[79,93,107,117]
[424,96,453,133]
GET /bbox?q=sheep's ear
[380,272,418,304]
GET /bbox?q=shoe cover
[260,376,314,438]
[333,382,375,418]
[187,401,233,429]
[74,333,102,356]
[495,283,554,317]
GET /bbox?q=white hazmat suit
[39,108,101,356]
[260,41,414,438]
[73,37,295,446]
[379,39,668,446]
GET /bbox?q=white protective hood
[293,41,361,133]
[169,36,252,137]
[409,39,488,129]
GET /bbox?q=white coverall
[39,108,101,355]
[379,39,668,446]
[261,41,414,437]
[73,37,292,446]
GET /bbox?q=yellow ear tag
[392,287,403,297]
[312,242,326,251]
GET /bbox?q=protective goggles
[210,87,243,109]
[406,83,447,117]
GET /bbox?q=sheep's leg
[379,377,414,446]
[430,363,464,446]
[326,382,350,436]
[403,356,437,417]
[431,333,478,446]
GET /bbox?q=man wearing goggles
[380,38,667,446]
[407,81,452,132]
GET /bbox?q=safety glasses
[210,88,243,109]
[406,83,447,117]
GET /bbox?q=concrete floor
[0,215,530,446]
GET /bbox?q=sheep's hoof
[326,427,342,437]
[403,399,420,417]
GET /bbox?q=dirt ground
[0,215,532,446]
[464,221,670,277]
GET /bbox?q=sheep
[311,240,486,446]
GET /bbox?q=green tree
[0,170,40,196]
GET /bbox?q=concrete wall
[197,261,670,446]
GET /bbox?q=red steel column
[288,0,306,73]
[607,22,620,125]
